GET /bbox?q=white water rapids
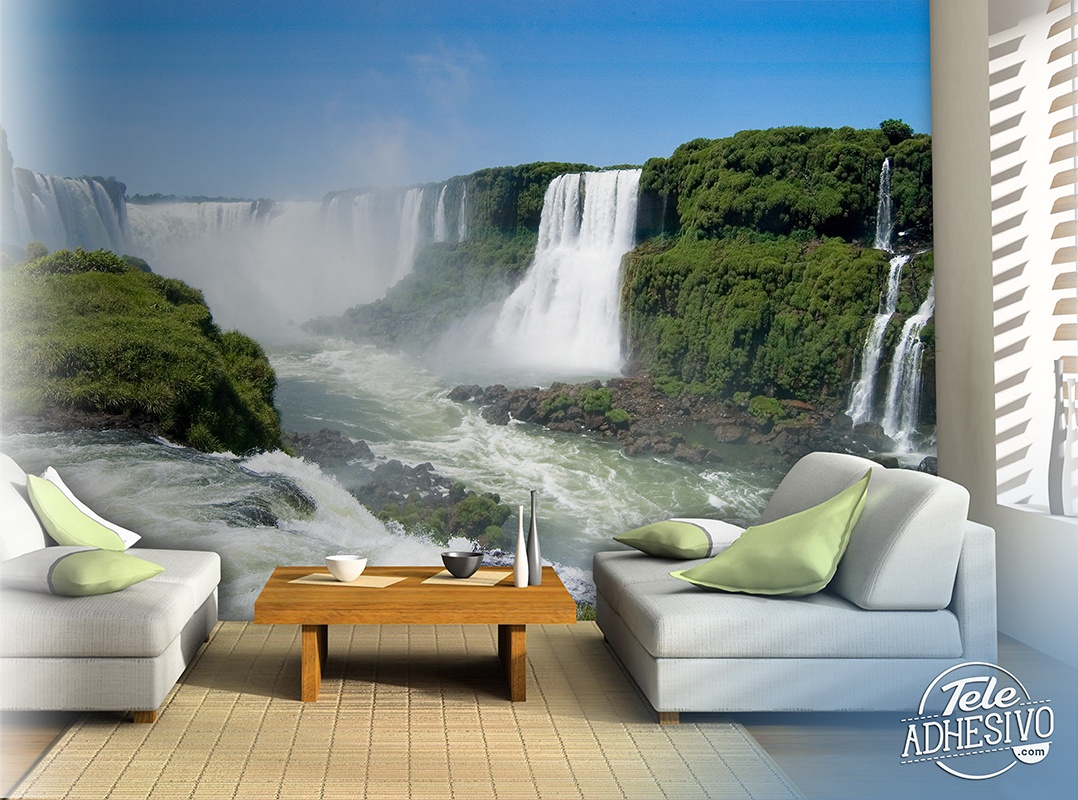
[3,337,779,619]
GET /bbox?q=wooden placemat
[288,573,407,588]
[420,569,512,586]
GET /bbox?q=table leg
[498,624,527,701]
[301,624,328,701]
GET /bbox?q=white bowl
[326,555,367,582]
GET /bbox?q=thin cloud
[408,43,487,111]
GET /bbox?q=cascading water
[11,170,127,252]
[875,158,893,252]
[847,254,910,425]
[433,185,448,243]
[882,278,934,450]
[394,187,426,285]
[490,168,642,375]
[847,158,904,425]
[123,185,444,331]
[457,187,468,241]
[126,200,266,253]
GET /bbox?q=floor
[737,634,1078,799]
[3,634,1075,799]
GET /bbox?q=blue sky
[1,0,930,200]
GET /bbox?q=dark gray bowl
[441,551,483,579]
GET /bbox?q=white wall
[932,0,1078,668]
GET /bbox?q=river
[3,333,780,619]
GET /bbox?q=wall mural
[1,126,937,620]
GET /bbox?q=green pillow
[2,546,165,596]
[670,469,871,597]
[26,474,128,551]
[614,519,744,559]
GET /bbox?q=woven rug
[11,621,803,799]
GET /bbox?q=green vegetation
[747,395,785,423]
[462,161,594,234]
[375,484,514,550]
[314,124,934,412]
[622,122,934,408]
[314,161,600,347]
[312,230,538,346]
[1,247,283,453]
[640,123,931,243]
[621,236,899,406]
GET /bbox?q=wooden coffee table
[253,565,576,702]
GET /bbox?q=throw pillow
[43,466,141,548]
[614,518,744,559]
[1,546,164,596]
[26,475,130,551]
[1,477,48,561]
[670,469,871,596]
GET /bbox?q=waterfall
[11,170,127,252]
[393,187,426,285]
[882,278,935,450]
[126,200,264,253]
[457,187,468,241]
[490,168,642,374]
[433,185,448,243]
[847,254,910,425]
[875,158,893,252]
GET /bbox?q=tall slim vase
[1049,360,1066,515]
[1065,379,1077,517]
[513,504,529,587]
[526,490,542,585]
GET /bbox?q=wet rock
[284,428,374,467]
[448,375,918,469]
[673,443,709,464]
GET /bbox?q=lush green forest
[638,121,932,242]
[1,247,283,453]
[621,121,934,408]
[621,237,933,406]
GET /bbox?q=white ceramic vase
[514,504,529,587]
[526,489,541,585]
[1065,379,1077,517]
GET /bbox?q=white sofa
[595,452,997,723]
[1,453,220,722]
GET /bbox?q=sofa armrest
[949,521,997,662]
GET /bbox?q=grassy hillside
[1,247,282,453]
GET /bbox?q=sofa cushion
[607,579,963,659]
[1,471,48,561]
[1,577,204,658]
[670,470,870,597]
[594,550,700,609]
[2,546,164,596]
[1,452,29,489]
[614,518,744,559]
[42,467,141,548]
[757,452,969,610]
[133,548,221,601]
[26,475,129,551]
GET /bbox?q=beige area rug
[11,621,803,800]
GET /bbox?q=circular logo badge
[901,662,1053,780]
